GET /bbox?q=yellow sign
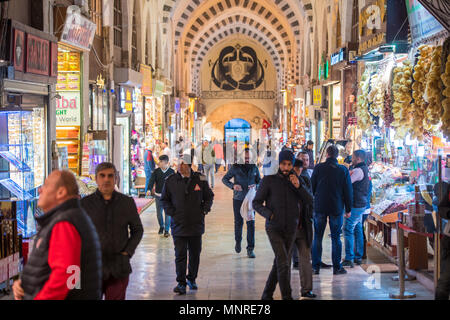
[140,64,153,96]
[189,98,195,113]
[96,74,104,89]
[313,86,322,106]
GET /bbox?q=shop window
[131,0,138,70]
[89,0,103,37]
[114,0,122,47]
[351,0,359,43]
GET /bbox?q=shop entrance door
[224,118,251,144]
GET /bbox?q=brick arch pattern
[162,0,315,85]
[190,25,285,95]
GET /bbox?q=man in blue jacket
[311,145,352,275]
[222,148,261,258]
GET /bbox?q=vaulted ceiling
[161,0,314,93]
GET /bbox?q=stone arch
[205,102,271,143]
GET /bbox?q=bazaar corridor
[125,172,433,300]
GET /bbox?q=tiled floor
[126,171,433,300]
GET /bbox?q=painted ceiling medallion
[211,44,265,91]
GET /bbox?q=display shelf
[0,179,33,200]
[0,151,31,172]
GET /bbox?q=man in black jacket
[13,170,102,300]
[161,156,214,295]
[148,155,175,237]
[253,150,313,300]
[81,162,144,300]
[311,145,352,275]
[222,148,261,258]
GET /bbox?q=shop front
[354,0,449,285]
[0,20,58,284]
[54,6,96,177]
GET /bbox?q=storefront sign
[56,92,81,126]
[331,48,346,65]
[358,0,387,55]
[26,34,50,76]
[60,8,96,51]
[13,29,25,72]
[175,98,181,114]
[140,64,153,96]
[96,74,105,89]
[120,86,134,113]
[313,86,322,106]
[406,0,445,43]
[201,90,275,99]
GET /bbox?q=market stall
[354,6,450,275]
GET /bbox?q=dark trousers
[292,228,313,294]
[262,229,296,300]
[436,236,450,300]
[173,236,202,285]
[233,199,255,250]
[103,276,129,300]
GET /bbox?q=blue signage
[331,48,346,66]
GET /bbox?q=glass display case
[0,108,38,238]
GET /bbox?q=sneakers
[187,279,198,290]
[333,268,348,275]
[300,291,317,299]
[235,242,241,253]
[354,259,363,265]
[313,268,320,275]
[320,262,332,269]
[247,249,255,259]
[293,262,299,270]
[158,227,164,235]
[164,231,170,238]
[341,260,354,268]
[173,284,187,295]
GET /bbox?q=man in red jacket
[12,170,102,300]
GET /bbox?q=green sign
[318,61,329,81]
[154,80,164,98]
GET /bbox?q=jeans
[204,164,215,188]
[173,236,202,286]
[312,213,344,270]
[344,207,366,261]
[436,236,450,300]
[155,195,171,232]
[233,199,255,250]
[144,168,152,194]
[262,229,296,300]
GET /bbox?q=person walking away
[81,162,144,300]
[253,150,313,300]
[148,155,175,237]
[304,141,315,170]
[295,152,332,269]
[213,140,224,173]
[13,170,102,300]
[161,155,214,295]
[202,140,216,188]
[222,148,261,258]
[342,150,370,268]
[311,145,352,275]
[144,144,156,196]
[435,181,450,300]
